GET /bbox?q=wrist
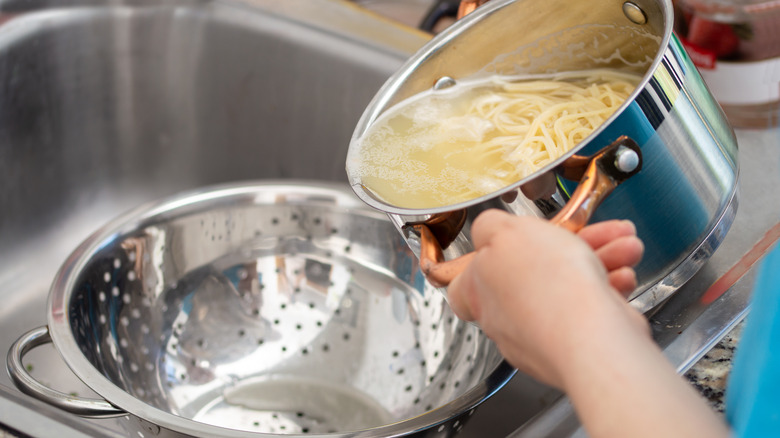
[552,302,730,438]
[553,296,653,393]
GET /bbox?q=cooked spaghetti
[347,69,640,209]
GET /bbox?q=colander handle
[7,326,127,418]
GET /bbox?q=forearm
[561,311,730,438]
[445,212,724,437]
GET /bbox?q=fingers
[470,209,515,248]
[594,234,644,271]
[459,212,643,307]
[450,209,518,323]
[578,220,637,250]
[608,266,639,298]
[580,220,643,296]
[447,264,481,321]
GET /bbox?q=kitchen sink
[0,0,559,436]
[1,0,777,437]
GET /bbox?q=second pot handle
[412,136,642,288]
[457,0,491,18]
[6,326,127,418]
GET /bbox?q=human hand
[576,219,644,296]
[447,209,647,389]
[447,210,730,438]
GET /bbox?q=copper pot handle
[411,136,642,288]
[419,0,489,33]
[457,0,490,19]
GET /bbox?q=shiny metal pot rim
[347,0,673,216]
[344,0,739,313]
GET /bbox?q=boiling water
[347,70,638,209]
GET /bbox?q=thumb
[447,268,479,322]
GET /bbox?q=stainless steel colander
[8,181,514,438]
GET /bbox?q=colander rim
[46,180,516,437]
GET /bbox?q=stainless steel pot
[7,182,514,438]
[346,0,739,311]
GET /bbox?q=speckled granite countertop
[684,320,745,416]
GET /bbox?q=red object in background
[673,0,780,127]
[0,13,18,26]
[678,35,718,69]
[699,222,780,305]
[687,16,741,58]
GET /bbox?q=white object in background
[700,57,780,105]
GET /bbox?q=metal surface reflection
[349,0,738,312]
[12,183,513,437]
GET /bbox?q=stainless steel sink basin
[1,0,409,358]
[0,0,559,436]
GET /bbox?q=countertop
[684,320,744,415]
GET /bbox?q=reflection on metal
[7,327,124,418]
[348,0,739,313]
[15,183,513,437]
[615,146,641,173]
[623,2,648,25]
[550,137,642,231]
[504,125,780,437]
[433,76,458,90]
[410,137,642,288]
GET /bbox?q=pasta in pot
[347,69,640,209]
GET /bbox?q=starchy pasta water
[347,69,640,209]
